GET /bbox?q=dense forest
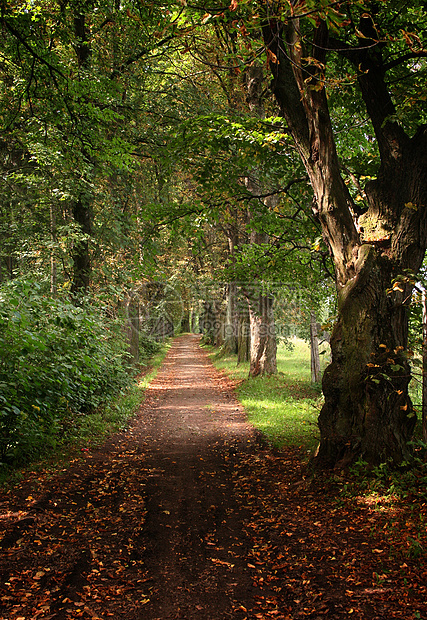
[1,0,427,470]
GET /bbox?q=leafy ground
[1,335,427,619]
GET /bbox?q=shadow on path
[1,335,427,620]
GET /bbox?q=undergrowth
[0,341,170,487]
[0,276,170,480]
[338,441,427,503]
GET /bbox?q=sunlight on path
[138,334,252,449]
[135,334,257,620]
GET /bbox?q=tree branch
[384,51,427,72]
[3,17,66,80]
[109,34,177,80]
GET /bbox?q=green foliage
[0,278,132,466]
[139,333,163,361]
[346,441,427,502]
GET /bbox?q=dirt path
[134,334,257,619]
[1,334,427,620]
[0,335,259,620]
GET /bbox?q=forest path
[1,334,427,620]
[132,334,257,619]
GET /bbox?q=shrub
[0,279,131,466]
[139,332,162,361]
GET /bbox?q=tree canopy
[1,0,427,467]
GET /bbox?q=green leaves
[0,278,132,466]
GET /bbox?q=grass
[209,338,328,454]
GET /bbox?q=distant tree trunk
[191,307,198,333]
[71,195,92,295]
[244,265,277,376]
[50,203,57,297]
[224,282,238,354]
[71,13,93,295]
[243,62,278,377]
[181,309,191,333]
[127,299,140,365]
[215,300,225,347]
[244,223,277,376]
[310,311,321,383]
[201,301,220,345]
[6,256,14,279]
[237,301,250,363]
[246,286,277,376]
[223,223,239,354]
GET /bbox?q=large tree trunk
[319,246,415,465]
[423,289,427,444]
[316,129,427,466]
[262,16,427,466]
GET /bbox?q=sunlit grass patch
[207,338,324,452]
[237,374,321,451]
[277,337,330,380]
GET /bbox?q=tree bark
[237,300,250,364]
[70,12,93,295]
[224,282,238,354]
[71,195,92,295]
[215,299,225,348]
[246,285,277,377]
[201,300,222,346]
[310,311,321,384]
[262,16,427,465]
[224,226,239,355]
[423,289,427,444]
[50,203,57,297]
[244,63,278,377]
[127,298,140,365]
[181,305,191,333]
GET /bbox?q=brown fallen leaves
[228,448,427,619]
[1,442,427,619]
[0,443,152,620]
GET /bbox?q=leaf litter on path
[0,334,426,619]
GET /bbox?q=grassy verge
[71,341,171,446]
[0,341,171,486]
[208,339,327,454]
